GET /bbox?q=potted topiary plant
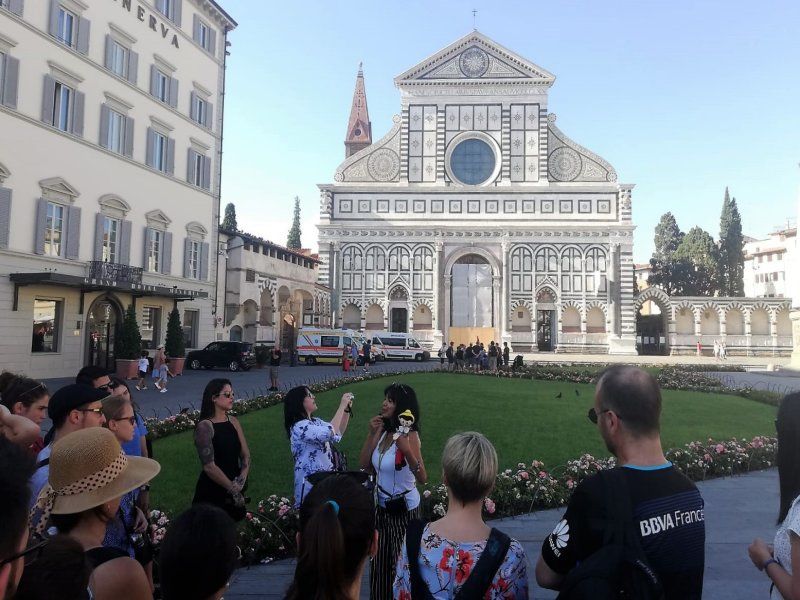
[165,307,186,375]
[116,303,143,379]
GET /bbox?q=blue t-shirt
[121,414,148,457]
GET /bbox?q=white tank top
[371,432,420,510]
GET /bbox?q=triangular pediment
[39,177,80,199]
[395,31,555,86]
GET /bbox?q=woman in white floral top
[283,385,354,507]
[394,432,529,599]
[749,392,800,599]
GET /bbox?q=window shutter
[123,115,134,158]
[162,231,172,274]
[65,205,81,259]
[7,0,24,17]
[41,75,56,124]
[33,198,47,255]
[183,237,191,278]
[166,138,175,175]
[204,100,213,129]
[48,0,59,37]
[168,77,178,109]
[149,64,158,97]
[104,35,113,70]
[145,127,154,167]
[99,104,110,148]
[142,226,151,269]
[71,90,85,137]
[119,219,132,265]
[172,0,182,27]
[200,242,209,281]
[208,28,216,57]
[76,17,90,54]
[189,91,197,121]
[202,156,211,190]
[0,188,11,250]
[1,55,19,109]
[94,213,105,261]
[192,13,200,43]
[186,148,197,183]
[127,49,138,85]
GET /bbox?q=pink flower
[539,471,547,479]
[278,505,290,517]
[423,490,432,498]
[484,498,496,514]
[566,479,575,489]
[715,444,725,454]
[520,471,530,480]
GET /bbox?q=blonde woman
[30,427,160,600]
[394,432,529,598]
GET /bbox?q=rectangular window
[155,0,174,20]
[152,131,167,172]
[182,309,198,348]
[32,299,62,353]
[147,229,162,272]
[141,306,161,349]
[102,217,119,263]
[53,82,72,132]
[197,20,209,49]
[193,95,207,126]
[45,203,64,257]
[193,153,204,186]
[106,108,125,154]
[109,41,129,79]
[0,51,5,94]
[188,240,200,279]
[57,7,75,46]
[321,335,339,347]
[155,69,168,103]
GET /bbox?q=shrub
[164,308,185,358]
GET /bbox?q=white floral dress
[290,417,341,507]
[772,494,800,599]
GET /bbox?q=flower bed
[234,435,776,565]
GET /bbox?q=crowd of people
[437,340,511,372]
[1,361,799,599]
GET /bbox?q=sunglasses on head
[18,382,48,398]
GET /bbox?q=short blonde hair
[442,432,497,503]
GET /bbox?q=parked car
[186,341,256,372]
[367,331,430,361]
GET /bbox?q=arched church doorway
[85,295,123,370]
[388,286,409,333]
[450,254,494,345]
[536,288,557,351]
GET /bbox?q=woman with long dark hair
[192,378,251,521]
[284,473,377,600]
[284,385,354,507]
[749,392,800,599]
[358,382,427,600]
[1,376,49,452]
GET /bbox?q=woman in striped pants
[359,383,427,600]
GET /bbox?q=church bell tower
[344,63,372,158]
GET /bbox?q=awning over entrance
[10,265,207,312]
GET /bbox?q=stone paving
[226,469,780,599]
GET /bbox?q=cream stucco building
[0,0,235,377]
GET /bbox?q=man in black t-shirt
[268,347,282,391]
[536,366,705,599]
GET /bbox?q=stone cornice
[318,228,633,240]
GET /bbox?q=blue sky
[219,0,800,263]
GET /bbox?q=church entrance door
[537,310,555,351]
[391,308,408,333]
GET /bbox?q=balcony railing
[87,261,143,285]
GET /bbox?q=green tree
[116,304,143,360]
[221,202,238,231]
[286,196,302,249]
[164,307,186,358]
[673,226,721,296]
[719,188,744,296]
[647,212,684,295]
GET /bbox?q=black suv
[186,342,256,372]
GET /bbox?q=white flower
[551,519,570,549]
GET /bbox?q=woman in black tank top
[192,379,251,521]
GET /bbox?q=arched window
[584,247,608,293]
[389,246,410,273]
[535,247,557,273]
[510,246,533,292]
[341,246,363,290]
[412,246,434,291]
[365,246,386,290]
[561,247,582,272]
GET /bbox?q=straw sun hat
[30,427,160,534]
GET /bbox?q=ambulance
[296,328,368,365]
[367,331,430,361]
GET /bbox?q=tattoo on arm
[194,421,215,466]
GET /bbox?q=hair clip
[325,500,340,515]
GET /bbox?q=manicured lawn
[150,373,776,515]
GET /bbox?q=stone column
[443,275,452,343]
[331,242,341,327]
[770,313,778,356]
[433,241,445,347]
[500,239,509,341]
[492,275,502,342]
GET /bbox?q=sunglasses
[113,416,137,425]
[0,537,48,568]
[19,382,48,398]
[78,407,104,415]
[98,381,120,391]
[217,392,235,399]
[587,407,613,424]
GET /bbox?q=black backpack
[557,468,664,600]
[407,519,511,599]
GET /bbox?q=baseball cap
[48,384,110,426]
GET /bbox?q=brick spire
[345,63,372,158]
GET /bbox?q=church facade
[318,32,637,354]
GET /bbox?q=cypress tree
[117,304,143,360]
[287,196,302,249]
[165,308,186,358]
[719,189,744,296]
[221,202,238,231]
[647,212,684,295]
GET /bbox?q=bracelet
[763,558,779,573]
[411,462,422,474]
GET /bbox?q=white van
[296,328,367,365]
[368,332,430,362]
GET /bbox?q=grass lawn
[150,373,777,515]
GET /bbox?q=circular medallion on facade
[548,147,582,181]
[449,138,496,185]
[459,47,489,78]
[367,148,400,182]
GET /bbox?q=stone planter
[115,359,140,380]
[167,357,186,376]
